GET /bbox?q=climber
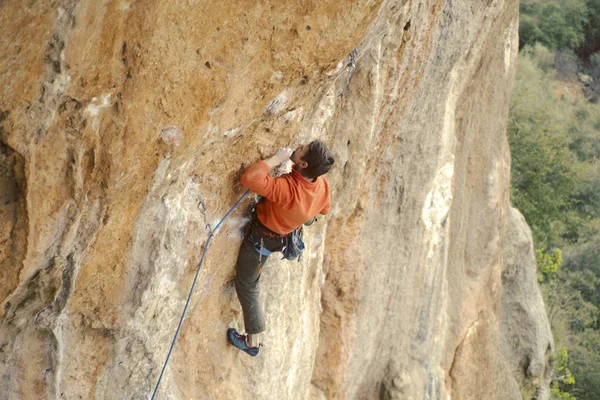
[227,140,334,356]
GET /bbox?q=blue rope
[151,189,250,399]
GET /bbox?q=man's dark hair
[302,140,334,179]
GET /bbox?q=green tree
[568,332,600,398]
[543,270,599,400]
[508,49,580,247]
[509,43,600,400]
[520,0,589,50]
[577,0,600,59]
[550,348,576,400]
[537,248,563,281]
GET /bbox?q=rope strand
[151,189,250,399]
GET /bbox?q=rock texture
[500,207,554,400]
[0,0,553,399]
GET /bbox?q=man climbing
[227,140,334,356]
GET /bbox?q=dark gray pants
[234,222,285,334]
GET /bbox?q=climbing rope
[151,189,251,399]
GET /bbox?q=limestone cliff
[0,0,554,399]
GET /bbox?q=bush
[590,52,600,77]
[512,7,600,400]
[508,50,580,246]
[520,0,588,50]
[577,0,600,59]
[554,51,580,80]
[537,248,563,281]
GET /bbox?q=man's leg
[247,334,259,348]
[234,241,268,346]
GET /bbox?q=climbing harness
[244,214,305,262]
[151,189,250,399]
[244,201,282,258]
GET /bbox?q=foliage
[537,248,563,281]
[510,4,600,397]
[591,51,600,76]
[578,0,600,59]
[509,42,600,400]
[568,333,600,397]
[569,103,600,160]
[519,0,600,60]
[508,48,580,247]
[550,348,576,400]
[553,348,576,385]
[551,382,577,400]
[519,0,588,50]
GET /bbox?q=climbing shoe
[227,328,261,357]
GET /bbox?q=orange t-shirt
[240,161,331,235]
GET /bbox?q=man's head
[291,140,334,179]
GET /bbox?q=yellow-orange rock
[0,0,553,399]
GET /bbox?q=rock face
[500,207,554,400]
[0,0,553,399]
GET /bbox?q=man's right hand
[274,147,293,163]
[264,147,293,169]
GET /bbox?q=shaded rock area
[0,0,552,399]
[0,138,28,318]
